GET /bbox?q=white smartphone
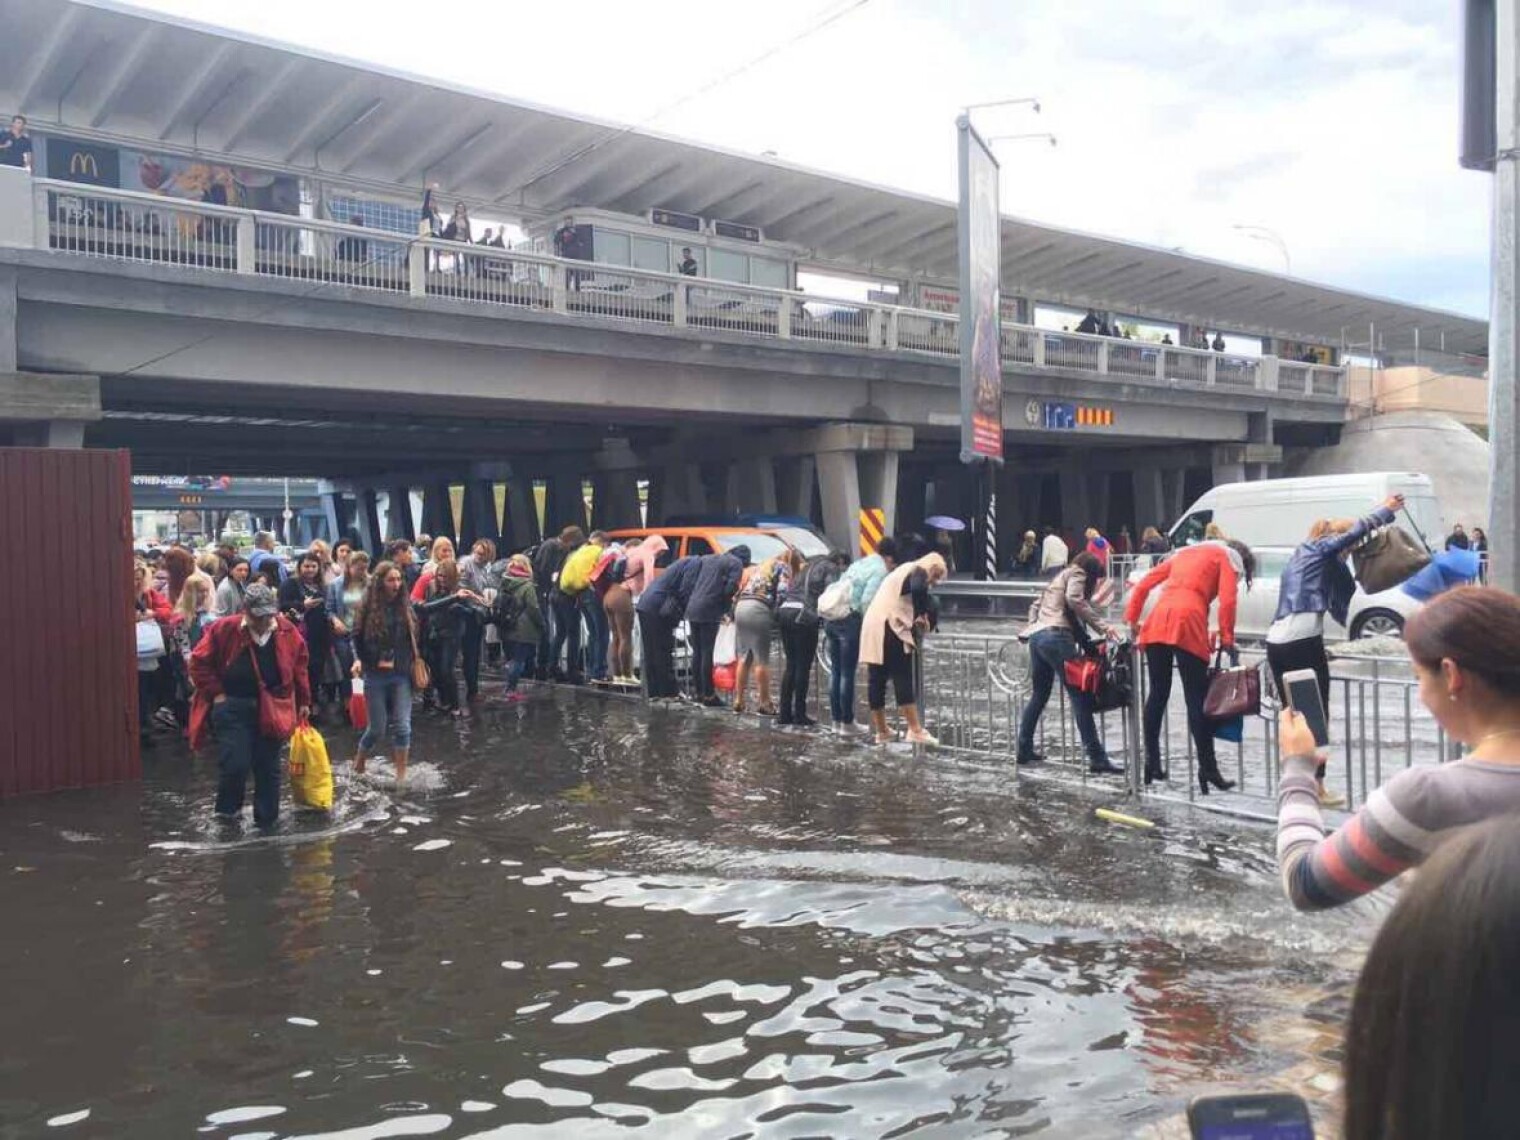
[1283,668,1330,748]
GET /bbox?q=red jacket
[138,587,170,623]
[1124,542,1238,661]
[187,615,311,750]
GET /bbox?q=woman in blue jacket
[636,555,702,699]
[683,546,750,707]
[1266,494,1402,806]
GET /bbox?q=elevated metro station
[0,0,1490,560]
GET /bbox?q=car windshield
[771,527,832,557]
[714,532,788,562]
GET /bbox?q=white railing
[28,178,1346,399]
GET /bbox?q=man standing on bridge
[0,115,33,172]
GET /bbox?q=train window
[592,228,630,266]
[750,257,788,289]
[632,236,670,273]
[708,248,748,283]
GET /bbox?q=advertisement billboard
[957,117,1003,464]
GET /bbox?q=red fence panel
[0,448,138,797]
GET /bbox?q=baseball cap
[243,582,278,617]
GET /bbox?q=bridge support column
[1059,460,1092,534]
[461,479,500,548]
[545,470,586,536]
[1133,467,1166,534]
[593,471,642,530]
[419,480,453,542]
[775,456,816,521]
[1161,469,1186,522]
[814,424,913,555]
[386,484,416,542]
[320,483,351,545]
[725,457,777,516]
[656,463,708,521]
[504,479,539,552]
[355,488,383,558]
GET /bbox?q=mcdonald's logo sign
[46,137,119,187]
[69,151,98,179]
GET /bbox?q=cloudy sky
[131,0,1491,318]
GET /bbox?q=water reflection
[0,687,1371,1137]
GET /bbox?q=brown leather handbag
[1203,651,1260,721]
[1354,526,1431,595]
[407,616,431,691]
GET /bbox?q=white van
[1168,473,1445,551]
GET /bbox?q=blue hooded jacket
[636,555,702,620]
[685,546,751,623]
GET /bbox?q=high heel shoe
[1198,767,1236,795]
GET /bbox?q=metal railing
[29,179,1347,400]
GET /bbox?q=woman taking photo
[215,557,250,617]
[1015,551,1124,774]
[1276,586,1520,911]
[279,552,337,718]
[188,583,311,831]
[860,551,947,747]
[352,560,420,785]
[326,550,369,715]
[1124,535,1255,793]
[1267,494,1402,807]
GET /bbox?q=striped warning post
[985,490,998,579]
[858,507,886,557]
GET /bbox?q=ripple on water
[502,1079,594,1108]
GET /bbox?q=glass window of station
[586,223,789,288]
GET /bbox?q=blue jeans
[550,593,583,680]
[504,641,536,690]
[824,613,862,724]
[1017,628,1108,766]
[358,671,414,753]
[212,697,282,827]
[579,590,609,680]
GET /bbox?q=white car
[1125,546,1422,641]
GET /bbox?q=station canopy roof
[0,0,1490,355]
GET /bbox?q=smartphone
[1188,1093,1314,1139]
[1283,668,1330,748]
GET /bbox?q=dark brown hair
[358,559,414,648]
[1344,815,1520,1139]
[1405,586,1520,697]
[1071,551,1103,598]
[433,557,460,594]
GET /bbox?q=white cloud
[129,0,1491,318]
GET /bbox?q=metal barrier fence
[30,179,1347,401]
[917,633,1457,822]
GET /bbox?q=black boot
[1199,764,1235,795]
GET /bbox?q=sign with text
[957,117,1003,465]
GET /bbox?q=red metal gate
[0,447,139,796]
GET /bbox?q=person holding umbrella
[926,515,964,577]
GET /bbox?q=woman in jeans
[352,560,419,785]
[1015,552,1123,774]
[416,557,482,716]
[825,539,897,734]
[1267,494,1402,807]
[214,557,250,617]
[860,552,947,746]
[1125,537,1255,793]
[188,583,311,830]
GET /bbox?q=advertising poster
[957,118,1003,464]
[122,150,300,214]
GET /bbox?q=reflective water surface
[0,688,1379,1137]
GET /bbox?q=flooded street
[1,686,1380,1138]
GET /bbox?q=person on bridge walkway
[605,536,666,684]
[637,555,702,699]
[352,561,419,784]
[556,529,605,683]
[733,550,795,716]
[1125,537,1253,793]
[1011,531,1039,578]
[1016,553,1124,775]
[776,554,847,727]
[688,545,751,708]
[1276,587,1520,912]
[188,584,311,831]
[826,538,898,734]
[1267,494,1402,809]
[860,552,947,747]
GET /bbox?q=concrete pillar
[858,450,900,538]
[0,266,16,374]
[1087,469,1112,533]
[657,463,707,521]
[386,484,415,541]
[355,488,383,557]
[1133,467,1166,534]
[420,479,453,541]
[725,457,778,516]
[545,470,586,536]
[319,484,350,545]
[775,456,816,521]
[461,478,500,548]
[593,471,642,530]
[1058,461,1092,534]
[1210,446,1247,488]
[1160,468,1187,522]
[12,419,85,447]
[503,479,540,553]
[816,451,862,555]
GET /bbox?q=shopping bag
[713,622,738,666]
[136,620,166,659]
[287,721,334,812]
[817,577,852,621]
[713,661,737,693]
[347,676,368,731]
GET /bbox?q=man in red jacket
[189,583,310,829]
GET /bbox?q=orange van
[604,524,831,570]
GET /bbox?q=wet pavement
[0,683,1383,1138]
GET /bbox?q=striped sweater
[1276,752,1520,910]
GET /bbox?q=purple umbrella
[925,515,966,532]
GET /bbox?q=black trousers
[867,629,915,710]
[778,613,820,723]
[690,621,719,699]
[461,617,483,698]
[1267,636,1331,780]
[1143,644,1217,777]
[638,611,677,698]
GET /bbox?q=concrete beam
[0,372,100,425]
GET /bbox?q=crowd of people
[1008,523,1165,579]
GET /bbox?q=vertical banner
[957,115,1004,465]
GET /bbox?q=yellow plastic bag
[287,721,334,812]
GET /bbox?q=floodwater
[0,685,1382,1138]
